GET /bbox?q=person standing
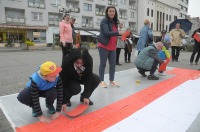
[137,19,153,54]
[70,17,76,46]
[60,48,100,107]
[98,6,125,88]
[116,23,125,66]
[75,30,82,48]
[59,14,73,60]
[124,28,134,63]
[170,23,186,62]
[190,28,200,65]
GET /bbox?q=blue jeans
[98,47,116,81]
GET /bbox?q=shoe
[66,100,71,107]
[158,72,166,76]
[138,70,147,77]
[125,60,128,63]
[147,75,159,80]
[46,104,56,114]
[32,108,37,117]
[172,60,174,62]
[175,60,178,62]
[195,62,198,65]
[99,81,107,88]
[110,81,120,87]
[116,63,122,66]
[80,96,94,105]
[128,60,131,63]
[190,62,193,65]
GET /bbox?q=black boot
[66,100,71,107]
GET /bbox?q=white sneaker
[158,72,166,76]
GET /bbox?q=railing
[6,17,25,23]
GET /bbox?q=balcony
[108,1,117,6]
[95,11,105,16]
[49,21,59,26]
[28,2,45,8]
[6,17,25,24]
[129,6,136,10]
[119,15,127,20]
[81,23,93,28]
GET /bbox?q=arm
[147,29,153,42]
[149,49,164,63]
[180,29,186,38]
[55,76,63,112]
[30,79,42,117]
[100,19,119,37]
[59,22,65,43]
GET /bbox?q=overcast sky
[188,0,200,17]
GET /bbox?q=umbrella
[169,19,192,32]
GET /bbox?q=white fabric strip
[104,78,200,132]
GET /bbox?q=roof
[88,31,100,36]
[75,30,93,36]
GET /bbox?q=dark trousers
[190,41,200,63]
[124,46,131,61]
[171,46,180,61]
[17,88,57,107]
[63,73,100,104]
[116,48,122,63]
[137,60,159,75]
[61,42,73,61]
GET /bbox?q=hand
[50,112,60,121]
[62,42,66,47]
[83,98,89,105]
[62,104,67,113]
[38,115,52,123]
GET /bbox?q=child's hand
[50,112,60,121]
[83,98,89,105]
[38,115,52,123]
[62,104,67,113]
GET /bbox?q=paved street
[0,48,200,132]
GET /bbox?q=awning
[0,25,48,30]
[88,31,100,36]
[75,30,93,36]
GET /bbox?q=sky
[188,0,200,17]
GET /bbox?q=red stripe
[16,68,200,132]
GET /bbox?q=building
[0,0,189,44]
[137,0,189,38]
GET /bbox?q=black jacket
[98,18,119,45]
[60,48,93,98]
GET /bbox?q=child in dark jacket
[17,61,63,123]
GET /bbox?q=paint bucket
[136,80,140,84]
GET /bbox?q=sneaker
[32,108,37,117]
[128,60,131,63]
[190,62,193,65]
[195,62,198,65]
[66,100,71,107]
[46,104,56,114]
[147,75,159,80]
[80,95,94,105]
[125,60,128,63]
[138,70,147,77]
[158,72,166,76]
[116,63,122,66]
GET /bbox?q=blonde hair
[144,19,150,25]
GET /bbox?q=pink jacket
[59,20,73,43]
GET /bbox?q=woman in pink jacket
[59,14,73,60]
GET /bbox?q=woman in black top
[190,28,200,65]
[60,48,100,108]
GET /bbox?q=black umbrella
[169,19,192,32]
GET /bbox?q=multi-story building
[137,0,185,38]
[178,0,189,19]
[0,0,138,44]
[0,0,189,44]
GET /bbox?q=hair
[62,14,70,20]
[70,17,76,21]
[144,19,150,25]
[105,6,119,25]
[68,48,93,72]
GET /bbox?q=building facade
[0,0,189,44]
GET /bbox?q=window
[166,25,168,32]
[131,12,135,18]
[166,14,168,21]
[33,29,46,42]
[120,0,126,5]
[151,22,153,30]
[49,14,59,25]
[174,16,177,20]
[151,9,153,17]
[169,15,171,21]
[147,8,149,16]
[28,0,45,8]
[84,3,92,11]
[50,0,61,6]
[32,12,43,21]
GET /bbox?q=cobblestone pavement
[0,48,199,132]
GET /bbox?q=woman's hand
[38,115,52,123]
[83,98,90,105]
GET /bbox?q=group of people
[16,5,199,124]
